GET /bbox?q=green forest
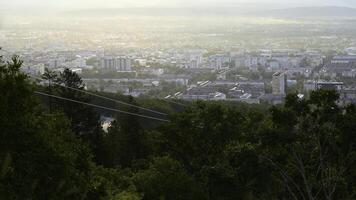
[2,56,356,200]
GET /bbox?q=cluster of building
[84,74,190,97]
[321,55,356,78]
[170,69,356,105]
[2,45,356,106]
[157,50,356,105]
[3,14,356,107]
[17,51,93,76]
[7,47,325,76]
[172,71,286,104]
[234,50,323,77]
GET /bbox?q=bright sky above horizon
[1,0,356,9]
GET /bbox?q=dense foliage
[1,56,356,199]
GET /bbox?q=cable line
[29,75,168,116]
[158,98,188,107]
[34,91,170,122]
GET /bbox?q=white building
[184,51,203,68]
[22,64,45,75]
[100,56,132,72]
[209,54,232,70]
[48,57,65,69]
[316,82,344,91]
[211,92,227,101]
[272,71,287,95]
[117,57,132,72]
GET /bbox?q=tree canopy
[1,56,356,199]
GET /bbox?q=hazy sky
[1,0,356,9]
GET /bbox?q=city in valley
[4,1,356,199]
[2,7,356,105]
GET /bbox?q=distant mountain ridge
[64,7,246,17]
[64,6,356,18]
[252,6,356,18]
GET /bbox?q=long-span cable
[29,75,168,116]
[158,98,188,107]
[34,91,170,122]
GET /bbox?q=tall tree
[41,68,58,113]
[52,68,106,164]
[0,57,94,199]
[132,156,206,200]
[54,68,101,135]
[259,90,353,199]
[100,97,148,168]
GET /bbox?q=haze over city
[1,0,356,11]
[2,0,356,199]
